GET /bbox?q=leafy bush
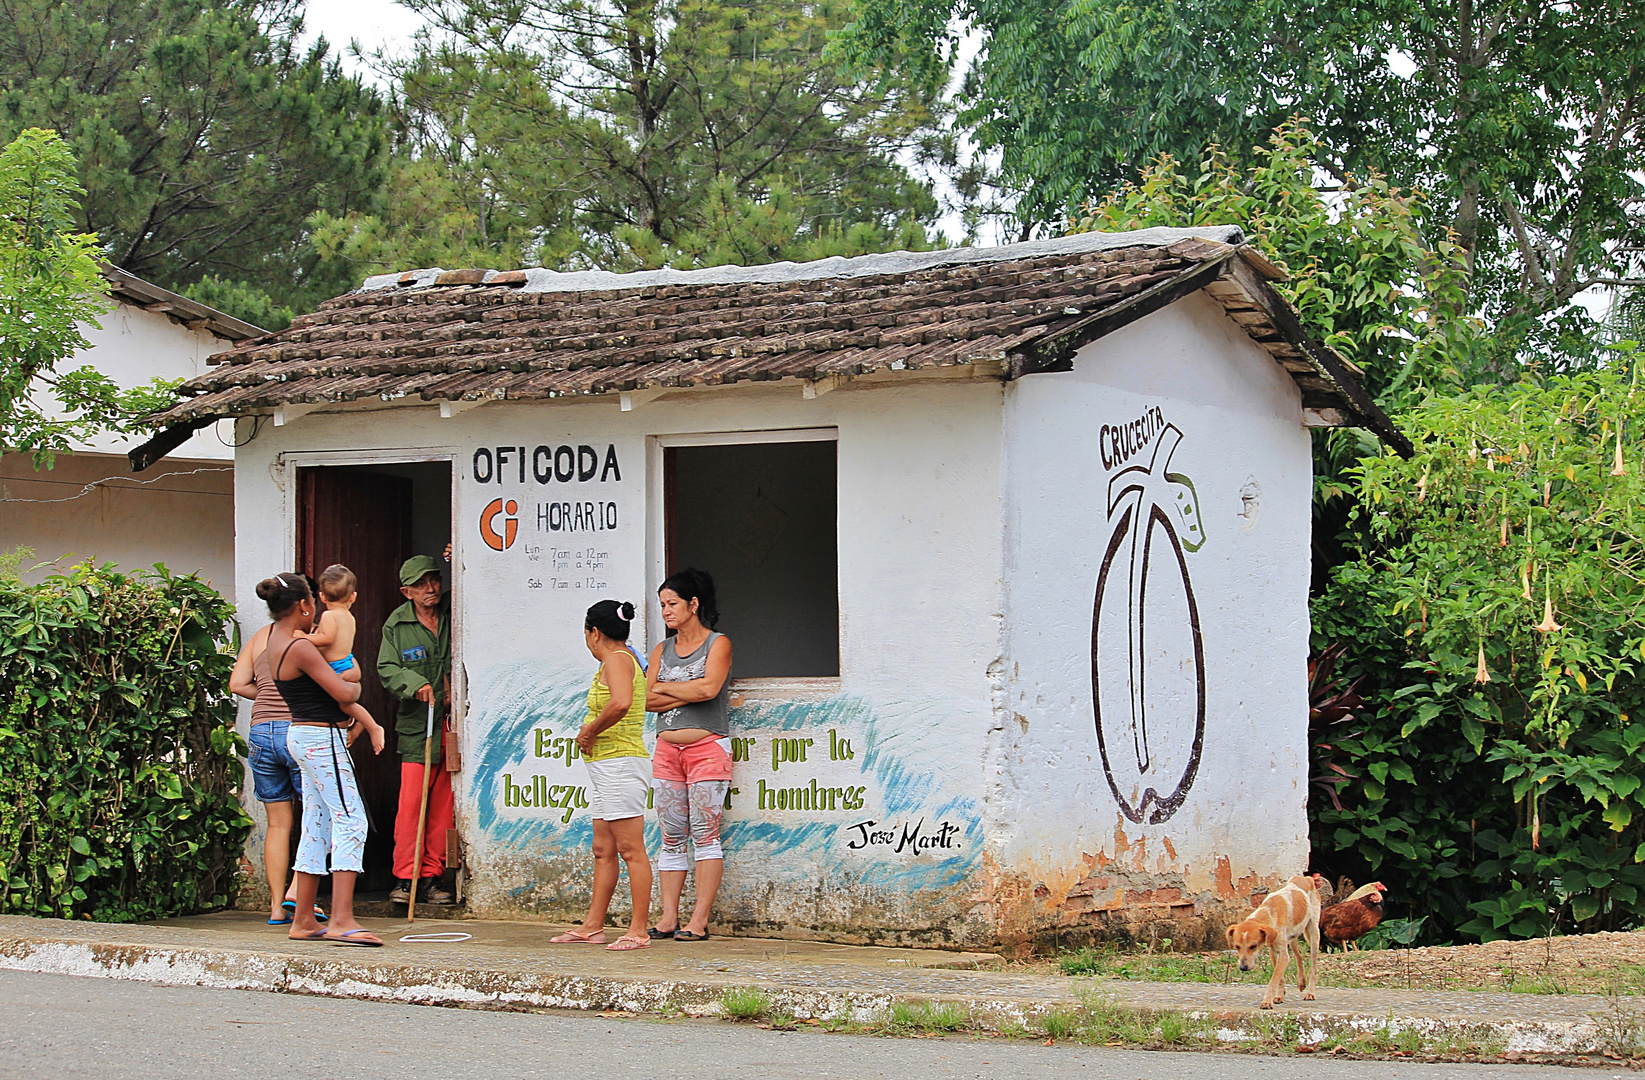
[0,563,250,920]
[1315,357,1645,940]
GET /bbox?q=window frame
[645,427,841,690]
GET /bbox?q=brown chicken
[1318,882,1386,950]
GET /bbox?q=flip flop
[673,929,710,941]
[606,936,651,951]
[288,929,329,941]
[325,929,383,947]
[550,929,607,944]
[646,926,676,939]
[282,900,329,922]
[267,916,293,925]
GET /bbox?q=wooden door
[296,467,413,889]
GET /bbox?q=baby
[302,563,380,745]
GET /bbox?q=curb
[0,933,1620,1056]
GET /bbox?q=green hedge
[0,563,251,920]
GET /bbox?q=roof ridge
[358,226,1246,298]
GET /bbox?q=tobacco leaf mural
[1092,422,1206,824]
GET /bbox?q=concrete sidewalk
[0,913,1632,1058]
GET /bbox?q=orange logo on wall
[480,498,519,550]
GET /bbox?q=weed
[1593,983,1645,1059]
[767,1009,799,1031]
[1155,1010,1203,1046]
[1041,1009,1079,1040]
[1510,974,1569,994]
[1071,986,1153,1043]
[882,1001,970,1034]
[925,1002,969,1032]
[1249,1011,1302,1048]
[720,986,770,1021]
[885,1001,924,1030]
[1393,1028,1425,1055]
[1057,944,1241,983]
[1058,948,1106,977]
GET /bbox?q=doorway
[295,461,452,891]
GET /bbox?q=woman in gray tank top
[645,568,733,941]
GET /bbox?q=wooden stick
[407,698,436,922]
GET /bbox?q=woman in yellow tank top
[551,600,654,951]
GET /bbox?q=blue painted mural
[467,660,981,907]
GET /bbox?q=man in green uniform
[377,554,454,905]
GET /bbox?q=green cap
[399,554,442,586]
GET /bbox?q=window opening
[664,439,838,678]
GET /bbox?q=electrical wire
[216,415,266,448]
[0,464,233,504]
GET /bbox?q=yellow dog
[1225,874,1321,1008]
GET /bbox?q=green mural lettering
[829,728,855,760]
[757,779,866,812]
[770,736,814,771]
[501,773,585,822]
[533,727,583,765]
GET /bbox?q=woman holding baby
[261,571,387,946]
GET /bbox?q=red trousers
[394,762,455,881]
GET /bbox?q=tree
[312,0,949,279]
[0,0,390,314]
[0,130,169,466]
[839,0,1645,346]
[1071,124,1479,409]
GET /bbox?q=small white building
[142,227,1405,949]
[1,268,260,588]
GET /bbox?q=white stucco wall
[2,302,238,585]
[231,378,1005,943]
[994,291,1314,947]
[62,302,237,460]
[0,451,234,587]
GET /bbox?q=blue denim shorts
[248,721,303,803]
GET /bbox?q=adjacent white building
[142,227,1406,949]
[0,268,260,588]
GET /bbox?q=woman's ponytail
[585,599,634,641]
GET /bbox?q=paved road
[0,969,1613,1080]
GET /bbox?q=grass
[712,989,1573,1063]
[719,986,770,1021]
[1052,940,1645,996]
[1058,944,1241,983]
[880,1001,970,1034]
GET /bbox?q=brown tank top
[252,642,294,726]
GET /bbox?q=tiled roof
[103,265,265,341]
[142,227,1406,455]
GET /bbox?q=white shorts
[585,756,651,820]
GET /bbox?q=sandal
[550,929,607,944]
[674,928,711,941]
[267,916,293,926]
[325,928,383,947]
[289,929,329,941]
[282,900,329,922]
[606,935,651,951]
[646,926,676,939]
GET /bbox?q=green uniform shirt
[376,596,451,763]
